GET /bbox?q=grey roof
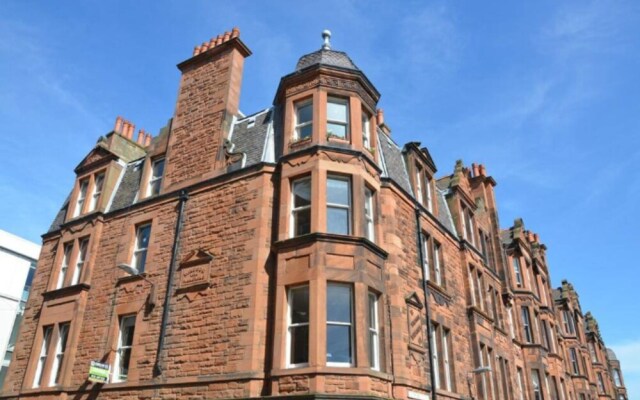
[436,189,457,236]
[296,49,359,72]
[606,348,618,361]
[378,129,412,194]
[230,109,273,167]
[47,193,70,233]
[109,161,143,212]
[552,288,562,301]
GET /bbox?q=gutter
[153,189,189,376]
[415,208,437,400]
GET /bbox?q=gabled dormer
[403,142,438,214]
[274,31,380,160]
[67,117,147,221]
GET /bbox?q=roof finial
[322,29,331,50]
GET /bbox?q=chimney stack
[472,163,480,177]
[478,164,487,177]
[376,109,384,126]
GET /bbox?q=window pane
[297,103,313,124]
[153,159,165,178]
[121,316,136,347]
[294,209,311,236]
[290,325,309,365]
[118,347,132,379]
[327,123,347,138]
[298,124,312,139]
[327,99,347,122]
[327,285,351,322]
[327,208,349,235]
[137,225,151,249]
[327,325,352,364]
[290,286,309,324]
[327,178,349,205]
[293,180,311,207]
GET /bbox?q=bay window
[521,306,533,343]
[569,348,579,375]
[532,370,543,400]
[287,285,309,367]
[326,176,351,235]
[291,177,311,237]
[294,100,313,140]
[113,315,136,382]
[326,97,349,139]
[513,257,523,287]
[326,283,353,366]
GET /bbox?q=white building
[0,229,40,386]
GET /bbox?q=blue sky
[1,0,638,395]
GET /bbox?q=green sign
[88,361,110,384]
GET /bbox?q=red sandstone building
[0,28,628,400]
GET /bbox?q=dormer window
[147,158,165,197]
[294,100,313,140]
[327,97,349,140]
[460,204,475,245]
[88,173,104,212]
[362,110,371,149]
[74,179,89,217]
[424,174,433,212]
[414,165,423,204]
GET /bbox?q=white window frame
[88,173,104,212]
[522,306,533,343]
[326,283,354,367]
[422,233,430,281]
[517,368,526,400]
[71,238,88,285]
[569,348,579,375]
[291,177,312,238]
[49,323,70,386]
[294,100,313,140]
[433,241,442,286]
[113,315,136,382]
[33,326,53,388]
[415,165,424,204]
[286,285,310,368]
[364,187,375,242]
[513,257,523,287]
[532,370,543,400]
[74,179,89,217]
[326,96,349,140]
[425,174,433,212]
[326,176,351,235]
[442,327,453,391]
[362,110,371,149]
[131,224,151,273]
[508,306,516,339]
[147,158,165,197]
[368,291,380,371]
[431,323,441,390]
[468,266,476,306]
[57,243,73,289]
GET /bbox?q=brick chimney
[164,27,252,190]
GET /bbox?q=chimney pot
[534,233,540,243]
[376,109,384,126]
[128,123,136,139]
[145,133,152,146]
[223,31,231,42]
[472,163,480,177]
[479,164,487,177]
[137,130,145,145]
[231,27,240,38]
[114,116,123,133]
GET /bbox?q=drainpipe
[153,189,189,376]
[415,208,437,400]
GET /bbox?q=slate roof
[230,108,273,167]
[296,49,359,72]
[378,129,412,194]
[48,194,70,233]
[109,160,144,212]
[47,108,460,241]
[606,348,618,361]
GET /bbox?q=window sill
[326,136,350,144]
[467,305,494,324]
[274,232,388,259]
[271,365,392,381]
[427,281,452,306]
[116,272,148,286]
[289,136,312,149]
[43,283,91,299]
